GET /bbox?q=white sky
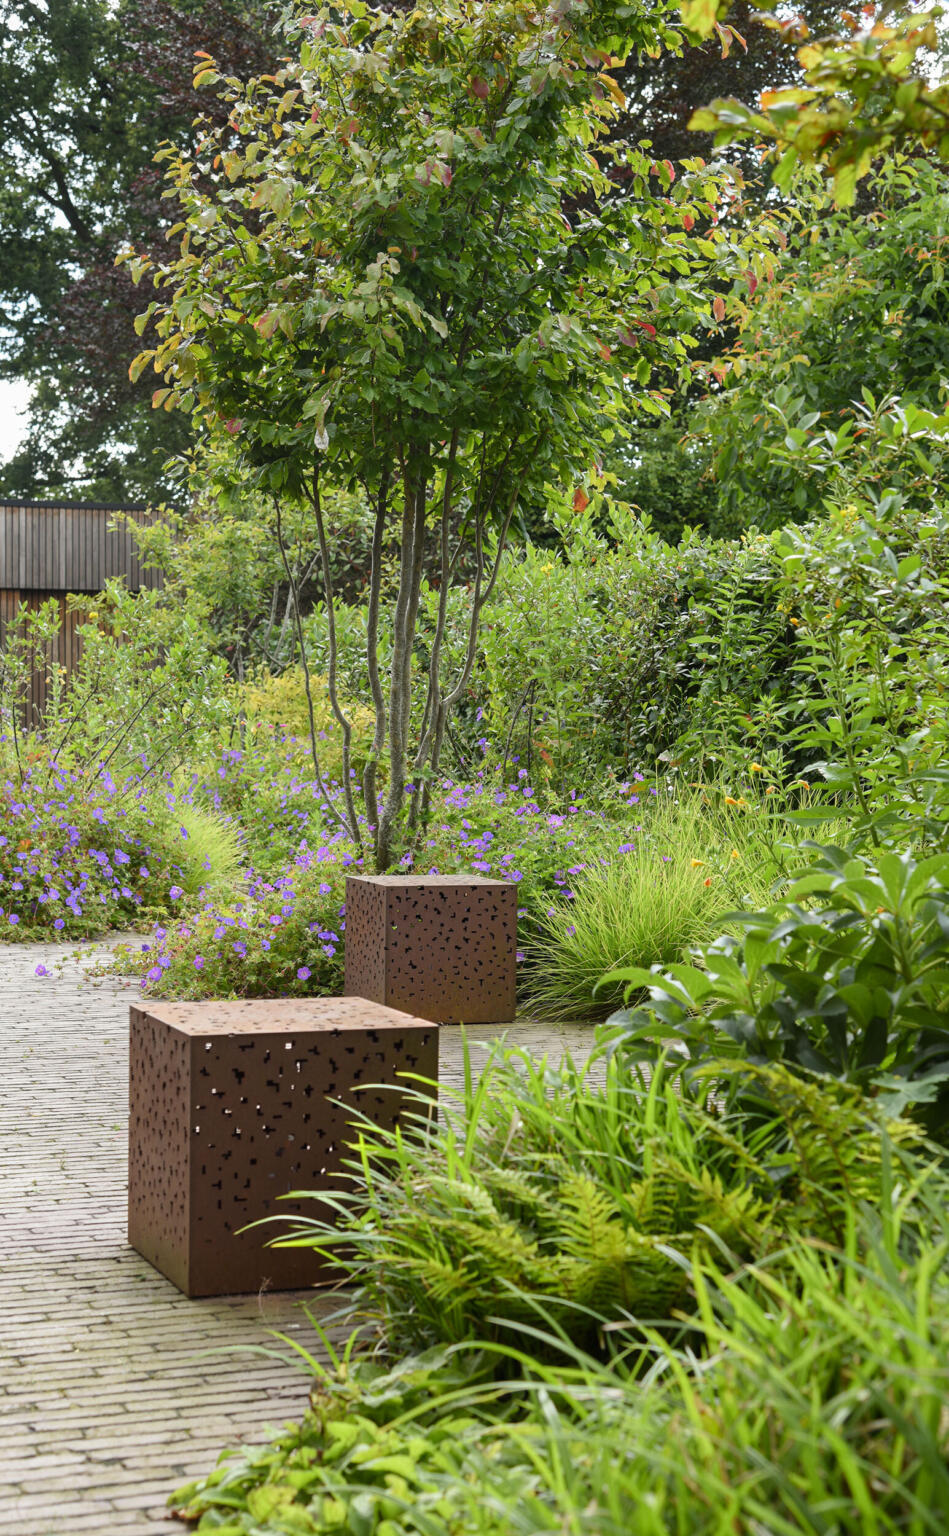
[0,379,29,460]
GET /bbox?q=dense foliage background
[4,2,949,1531]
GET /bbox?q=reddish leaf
[682,212,694,232]
[713,295,726,322]
[663,159,675,182]
[470,76,489,100]
[597,339,612,361]
[573,486,590,512]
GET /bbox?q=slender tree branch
[307,468,362,855]
[274,496,354,841]
[362,464,391,853]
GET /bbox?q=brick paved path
[0,942,596,1535]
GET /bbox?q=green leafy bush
[243,669,376,784]
[609,847,949,1135]
[771,496,949,851]
[696,156,949,531]
[472,513,789,784]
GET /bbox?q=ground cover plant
[171,1058,948,1536]
[266,1044,907,1352]
[0,753,247,942]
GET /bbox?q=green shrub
[609,846,949,1137]
[471,516,789,786]
[243,668,375,783]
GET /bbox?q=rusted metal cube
[128,997,437,1298]
[344,874,517,1025]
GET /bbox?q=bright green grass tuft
[522,791,781,1020]
[160,801,245,896]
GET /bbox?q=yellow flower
[730,849,740,860]
[765,785,777,795]
[790,617,800,627]
[725,795,738,805]
[737,797,747,807]
[690,859,705,868]
[750,762,764,773]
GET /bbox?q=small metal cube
[344,874,517,1024]
[128,997,437,1297]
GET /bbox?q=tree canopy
[129,0,776,863]
[0,0,274,500]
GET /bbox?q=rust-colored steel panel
[128,997,438,1298]
[344,874,517,1025]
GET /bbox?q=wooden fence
[0,500,164,722]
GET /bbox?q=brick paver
[0,941,596,1534]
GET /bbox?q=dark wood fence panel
[0,502,164,725]
[0,501,163,593]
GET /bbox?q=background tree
[684,0,947,203]
[0,0,274,501]
[617,0,844,177]
[129,0,777,868]
[691,154,949,530]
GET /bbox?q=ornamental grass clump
[522,789,782,1019]
[153,799,246,897]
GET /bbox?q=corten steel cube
[344,874,517,1025]
[128,997,437,1298]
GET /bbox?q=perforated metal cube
[344,874,517,1025]
[128,997,437,1298]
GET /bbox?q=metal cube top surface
[344,874,517,1024]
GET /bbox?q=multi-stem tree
[127,0,775,868]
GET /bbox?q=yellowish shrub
[242,669,375,780]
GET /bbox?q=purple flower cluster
[136,761,644,1000]
[0,752,245,941]
[5,735,646,999]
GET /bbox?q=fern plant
[266,1042,900,1357]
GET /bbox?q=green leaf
[680,0,721,39]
